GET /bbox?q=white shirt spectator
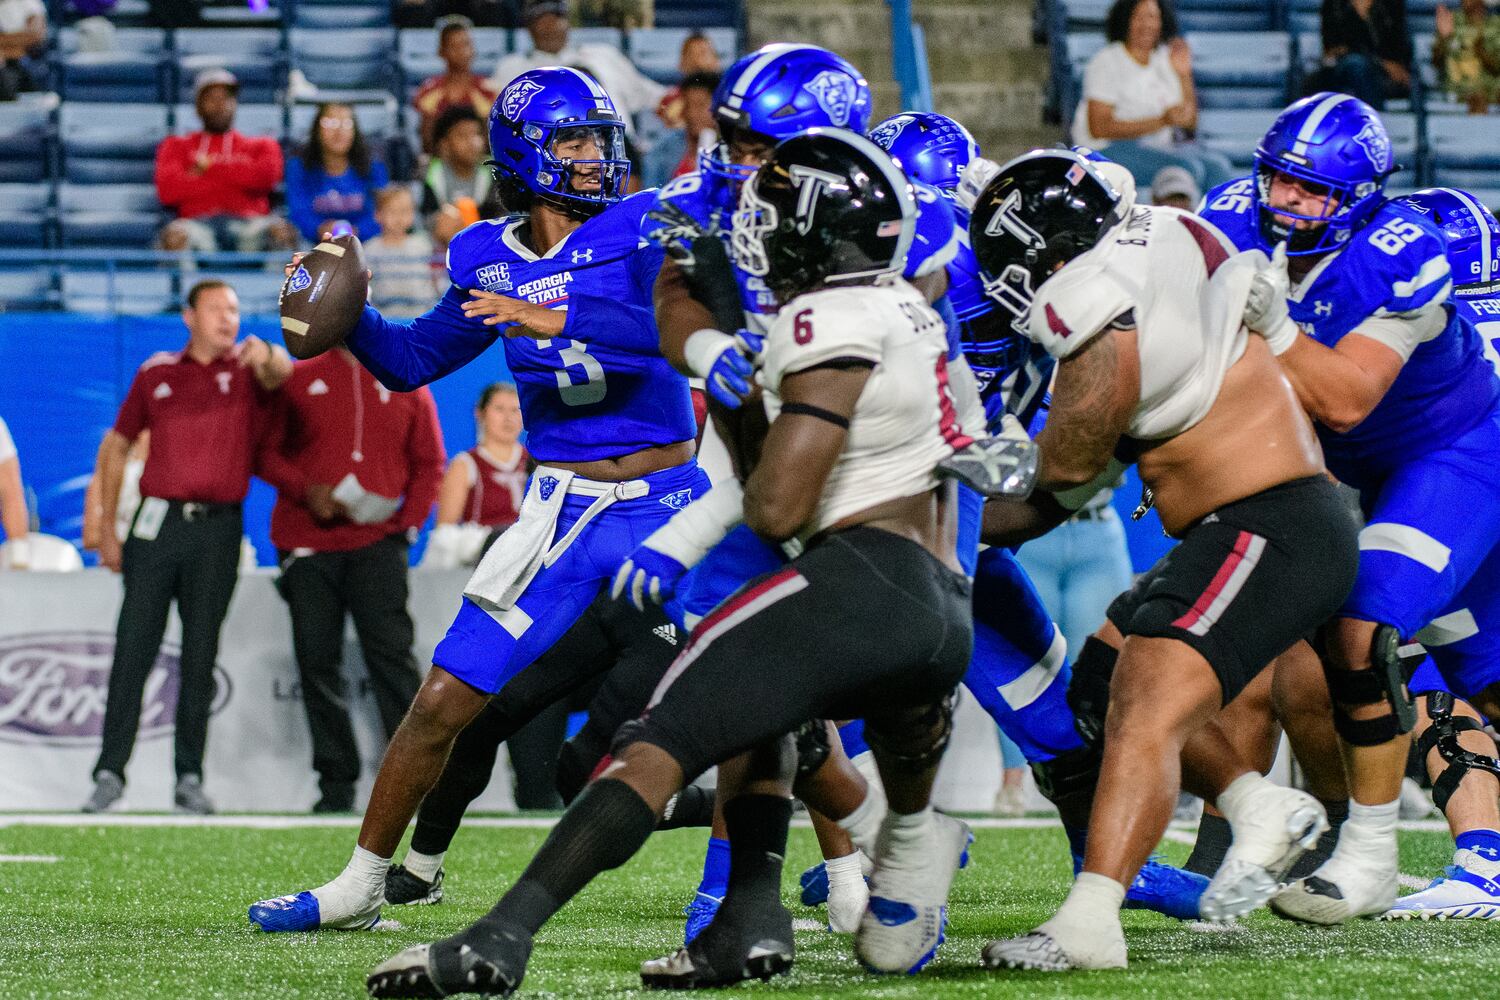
[1072,42,1184,150]
[0,0,44,34]
[489,44,665,128]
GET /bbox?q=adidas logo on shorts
[653,623,678,645]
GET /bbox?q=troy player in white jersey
[964,150,1360,972]
[365,129,980,998]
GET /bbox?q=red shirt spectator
[258,350,446,552]
[113,342,276,505]
[156,70,285,222]
[414,18,499,153]
[457,444,527,527]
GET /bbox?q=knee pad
[1030,742,1101,828]
[793,720,832,780]
[1416,690,1500,813]
[864,693,957,774]
[1323,624,1417,746]
[1067,636,1119,747]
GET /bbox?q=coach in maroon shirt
[84,279,292,816]
[257,348,445,812]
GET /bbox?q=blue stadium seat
[172,102,285,139]
[1063,0,1112,31]
[0,183,54,249]
[57,26,168,55]
[0,94,56,183]
[514,27,623,56]
[1188,31,1293,109]
[1174,0,1275,32]
[291,1,391,28]
[1288,0,1321,33]
[60,103,169,185]
[1195,106,1282,171]
[1407,0,1440,33]
[174,28,285,104]
[627,27,738,85]
[0,268,57,310]
[397,26,509,95]
[58,52,167,102]
[1382,111,1420,170]
[197,0,284,23]
[1427,114,1500,207]
[289,27,395,95]
[61,270,175,314]
[191,270,286,314]
[58,182,162,249]
[652,0,736,28]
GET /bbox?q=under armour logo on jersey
[477,262,513,292]
[571,248,594,264]
[1353,121,1392,174]
[658,489,693,511]
[1313,300,1333,316]
[653,623,679,646]
[802,70,859,127]
[153,382,172,400]
[787,164,843,235]
[537,475,560,501]
[501,78,545,120]
[868,114,913,150]
[1476,846,1500,858]
[307,378,329,395]
[984,189,1047,250]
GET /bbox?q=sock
[836,780,888,857]
[1455,829,1500,876]
[403,848,445,883]
[1327,798,1397,867]
[1214,772,1269,823]
[310,844,389,916]
[1347,798,1399,834]
[473,778,656,937]
[825,851,864,892]
[1289,798,1348,880]
[696,837,731,899]
[659,785,716,830]
[723,795,792,909]
[876,805,934,878]
[1063,824,1089,876]
[1184,813,1232,876]
[1042,871,1126,951]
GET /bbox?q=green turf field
[0,819,1493,999]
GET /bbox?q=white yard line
[0,854,60,862]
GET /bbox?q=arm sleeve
[1347,226,1453,361]
[112,372,149,440]
[239,136,285,194]
[557,295,664,353]
[345,285,501,392]
[398,388,447,532]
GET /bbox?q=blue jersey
[347,189,696,464]
[1458,291,1500,374]
[1201,177,1500,488]
[948,205,1054,435]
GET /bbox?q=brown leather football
[278,234,369,359]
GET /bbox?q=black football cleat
[640,903,794,990]
[385,864,444,906]
[367,925,531,998]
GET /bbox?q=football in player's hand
[278,234,369,359]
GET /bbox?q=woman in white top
[1072,0,1233,190]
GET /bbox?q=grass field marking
[0,854,60,862]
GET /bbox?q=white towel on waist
[464,469,575,613]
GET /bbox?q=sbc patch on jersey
[477,262,513,292]
[501,78,545,121]
[803,70,858,127]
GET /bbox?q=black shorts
[1106,475,1358,703]
[634,526,974,782]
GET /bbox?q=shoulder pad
[1352,202,1453,316]
[765,288,889,380]
[445,218,515,286]
[1026,262,1135,360]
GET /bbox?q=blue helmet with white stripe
[1398,188,1500,296]
[1252,91,1395,256]
[868,112,979,195]
[487,66,631,217]
[701,44,871,187]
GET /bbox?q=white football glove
[1244,242,1301,355]
[955,157,1002,213]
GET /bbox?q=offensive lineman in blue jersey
[248,67,707,934]
[1198,92,1500,923]
[874,114,1209,919]
[1379,189,1500,919]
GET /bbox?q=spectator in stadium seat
[422,105,502,246]
[365,186,440,318]
[1072,0,1234,192]
[0,415,29,569]
[1433,0,1500,113]
[414,16,500,153]
[649,70,720,183]
[0,0,45,101]
[285,103,390,244]
[1304,0,1413,109]
[1150,163,1201,209]
[156,70,299,253]
[257,349,444,813]
[423,382,528,570]
[488,0,664,128]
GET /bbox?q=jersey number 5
[547,339,607,405]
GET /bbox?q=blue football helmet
[1398,188,1500,295]
[700,44,872,187]
[487,67,631,216]
[868,112,979,194]
[1252,92,1395,256]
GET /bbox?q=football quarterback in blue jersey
[1200,93,1500,923]
[1378,189,1500,921]
[248,67,707,935]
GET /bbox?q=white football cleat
[855,812,971,974]
[826,871,869,934]
[981,924,1127,972]
[1201,784,1327,922]
[1272,845,1399,924]
[1382,851,1500,921]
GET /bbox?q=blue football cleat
[1122,855,1209,921]
[249,891,324,932]
[683,891,723,945]
[799,862,831,907]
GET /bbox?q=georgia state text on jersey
[1201,178,1500,488]
[349,189,697,465]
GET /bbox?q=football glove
[684,328,761,409]
[1243,242,1300,355]
[612,544,690,612]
